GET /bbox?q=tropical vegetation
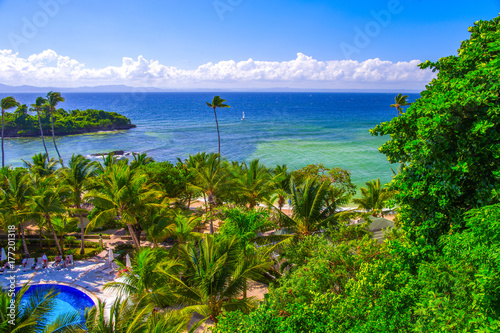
[0,15,499,333]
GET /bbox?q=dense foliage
[213,15,500,332]
[371,15,500,249]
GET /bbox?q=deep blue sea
[2,92,418,188]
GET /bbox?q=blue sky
[0,0,498,90]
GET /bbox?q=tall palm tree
[171,235,270,323]
[0,168,31,256]
[85,164,163,250]
[206,96,230,156]
[46,91,65,166]
[189,154,230,234]
[234,159,274,209]
[1,96,19,168]
[352,178,394,217]
[30,97,50,159]
[390,93,410,115]
[28,174,68,255]
[62,154,99,255]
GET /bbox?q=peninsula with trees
[1,94,135,139]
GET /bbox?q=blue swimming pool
[17,284,95,326]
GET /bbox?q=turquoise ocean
[2,92,418,189]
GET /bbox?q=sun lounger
[37,257,48,269]
[22,258,35,271]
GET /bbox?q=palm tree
[85,164,163,250]
[271,165,291,212]
[206,96,230,156]
[234,159,274,209]
[104,247,180,308]
[189,154,230,234]
[1,96,19,168]
[22,153,58,178]
[277,177,343,237]
[352,178,394,217]
[28,174,68,255]
[0,168,31,256]
[30,97,50,159]
[62,154,99,255]
[144,209,178,247]
[85,297,196,333]
[171,235,270,323]
[130,152,154,169]
[390,93,410,115]
[46,91,65,166]
[14,104,28,117]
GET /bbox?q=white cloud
[0,49,435,90]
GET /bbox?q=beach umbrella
[125,254,131,269]
[0,248,6,261]
[108,248,114,268]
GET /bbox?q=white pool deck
[0,260,117,301]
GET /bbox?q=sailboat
[241,111,245,121]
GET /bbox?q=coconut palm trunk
[1,97,19,168]
[79,212,85,255]
[206,96,230,157]
[37,109,50,159]
[50,110,63,166]
[1,111,4,169]
[212,107,221,156]
[19,224,30,257]
[127,223,141,250]
[45,214,63,255]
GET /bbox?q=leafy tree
[206,96,230,156]
[46,91,65,166]
[371,16,500,251]
[30,97,50,158]
[291,164,356,206]
[352,178,393,217]
[390,93,410,115]
[1,96,19,168]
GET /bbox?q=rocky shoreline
[3,123,136,138]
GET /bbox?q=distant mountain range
[0,83,421,94]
